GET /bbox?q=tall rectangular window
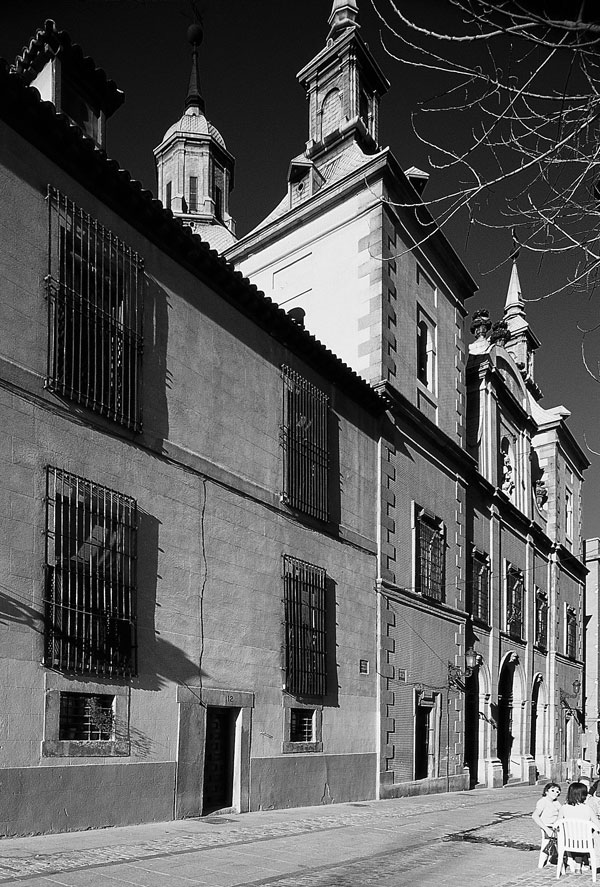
[470,550,490,623]
[44,466,137,677]
[506,564,524,640]
[535,589,548,650]
[165,181,172,209]
[189,176,198,213]
[283,555,327,697]
[566,607,577,659]
[47,188,144,431]
[213,161,225,220]
[281,366,329,522]
[565,487,573,543]
[416,306,436,392]
[416,508,445,602]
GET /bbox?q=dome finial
[328,0,360,41]
[185,20,205,113]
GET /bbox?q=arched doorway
[530,676,540,759]
[497,657,517,784]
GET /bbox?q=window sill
[421,592,445,605]
[470,616,491,630]
[42,739,130,757]
[282,741,323,755]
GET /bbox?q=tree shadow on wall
[0,584,44,632]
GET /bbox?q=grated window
[416,510,445,602]
[290,709,314,743]
[44,466,137,677]
[535,589,548,649]
[506,565,524,640]
[46,187,144,431]
[59,692,114,741]
[470,551,490,623]
[566,608,577,659]
[283,555,327,697]
[281,366,329,522]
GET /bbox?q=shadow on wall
[329,411,341,532]
[134,505,208,693]
[0,584,44,632]
[143,275,171,451]
[0,514,204,694]
[326,576,339,708]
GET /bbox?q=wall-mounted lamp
[448,647,483,687]
[560,679,582,708]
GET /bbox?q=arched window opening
[321,89,342,139]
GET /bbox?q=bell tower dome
[297,0,389,161]
[153,21,236,251]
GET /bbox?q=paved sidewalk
[0,784,574,886]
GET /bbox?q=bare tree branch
[370,0,600,294]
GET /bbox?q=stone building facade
[226,1,588,795]
[0,19,384,835]
[584,539,600,772]
[0,3,589,836]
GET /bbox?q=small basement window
[59,692,114,741]
[290,708,314,743]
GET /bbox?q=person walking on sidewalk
[533,782,562,867]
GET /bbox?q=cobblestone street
[0,784,581,886]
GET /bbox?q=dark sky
[2,0,599,539]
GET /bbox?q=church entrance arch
[530,675,545,773]
[464,670,480,787]
[497,653,522,784]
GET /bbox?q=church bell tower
[154,22,236,251]
[297,0,389,161]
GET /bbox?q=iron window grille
[44,466,137,677]
[290,708,315,743]
[59,692,115,741]
[46,187,144,431]
[416,509,445,602]
[470,550,490,623]
[566,608,577,659]
[281,366,329,523]
[506,565,524,640]
[535,589,548,650]
[283,555,327,697]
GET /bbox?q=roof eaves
[0,61,385,416]
[12,19,124,116]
